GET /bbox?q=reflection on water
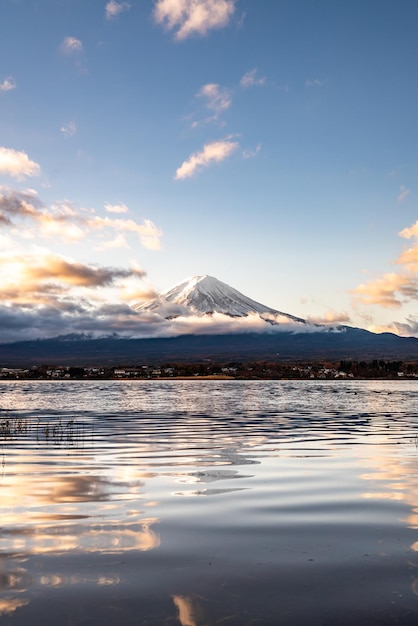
[1,380,418,624]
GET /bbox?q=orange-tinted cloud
[175,138,238,179]
[0,148,40,178]
[0,187,162,249]
[353,219,418,311]
[353,272,418,307]
[307,310,351,325]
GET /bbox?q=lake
[1,379,418,625]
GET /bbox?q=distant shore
[1,359,417,381]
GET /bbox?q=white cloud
[105,202,129,214]
[89,216,163,250]
[240,69,266,88]
[154,0,235,40]
[397,186,411,204]
[0,147,41,179]
[105,1,131,19]
[305,78,323,87]
[197,83,232,115]
[242,144,261,159]
[95,234,129,250]
[0,187,162,250]
[60,121,77,138]
[0,76,16,92]
[59,37,83,55]
[175,138,238,179]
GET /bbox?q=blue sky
[1,0,418,341]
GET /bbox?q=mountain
[134,275,306,323]
[1,275,418,367]
[1,330,418,367]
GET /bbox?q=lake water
[1,379,418,625]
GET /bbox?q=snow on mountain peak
[134,275,306,324]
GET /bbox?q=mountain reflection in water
[1,379,418,625]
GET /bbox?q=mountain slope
[1,329,418,367]
[134,275,305,323]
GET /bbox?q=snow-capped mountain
[134,275,306,323]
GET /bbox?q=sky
[1,0,418,342]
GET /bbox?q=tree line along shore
[1,359,418,380]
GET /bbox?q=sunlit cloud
[399,220,418,240]
[240,68,266,88]
[0,76,16,92]
[353,272,418,307]
[89,216,163,250]
[368,318,418,337]
[0,187,162,249]
[0,252,145,293]
[0,147,41,179]
[353,219,418,322]
[95,234,129,250]
[154,0,236,40]
[197,82,232,115]
[0,250,149,341]
[60,121,77,138]
[25,255,145,287]
[397,247,418,270]
[105,202,129,214]
[190,83,232,128]
[175,137,238,179]
[397,185,410,204]
[307,310,351,325]
[59,36,83,55]
[105,0,131,19]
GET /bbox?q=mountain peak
[134,275,305,323]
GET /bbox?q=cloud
[0,187,41,223]
[60,36,83,55]
[353,272,418,307]
[0,187,163,249]
[25,256,145,287]
[154,0,236,40]
[175,138,238,179]
[397,186,410,204]
[399,220,418,240]
[305,78,323,87]
[240,69,266,88]
[0,76,16,92]
[353,218,418,316]
[307,310,351,325]
[368,318,418,337]
[242,144,261,159]
[0,252,148,339]
[0,306,334,343]
[95,234,129,250]
[105,1,131,19]
[88,216,163,250]
[1,252,144,293]
[105,202,129,214]
[60,121,77,138]
[197,83,232,115]
[0,147,41,179]
[190,83,232,128]
[397,247,418,270]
